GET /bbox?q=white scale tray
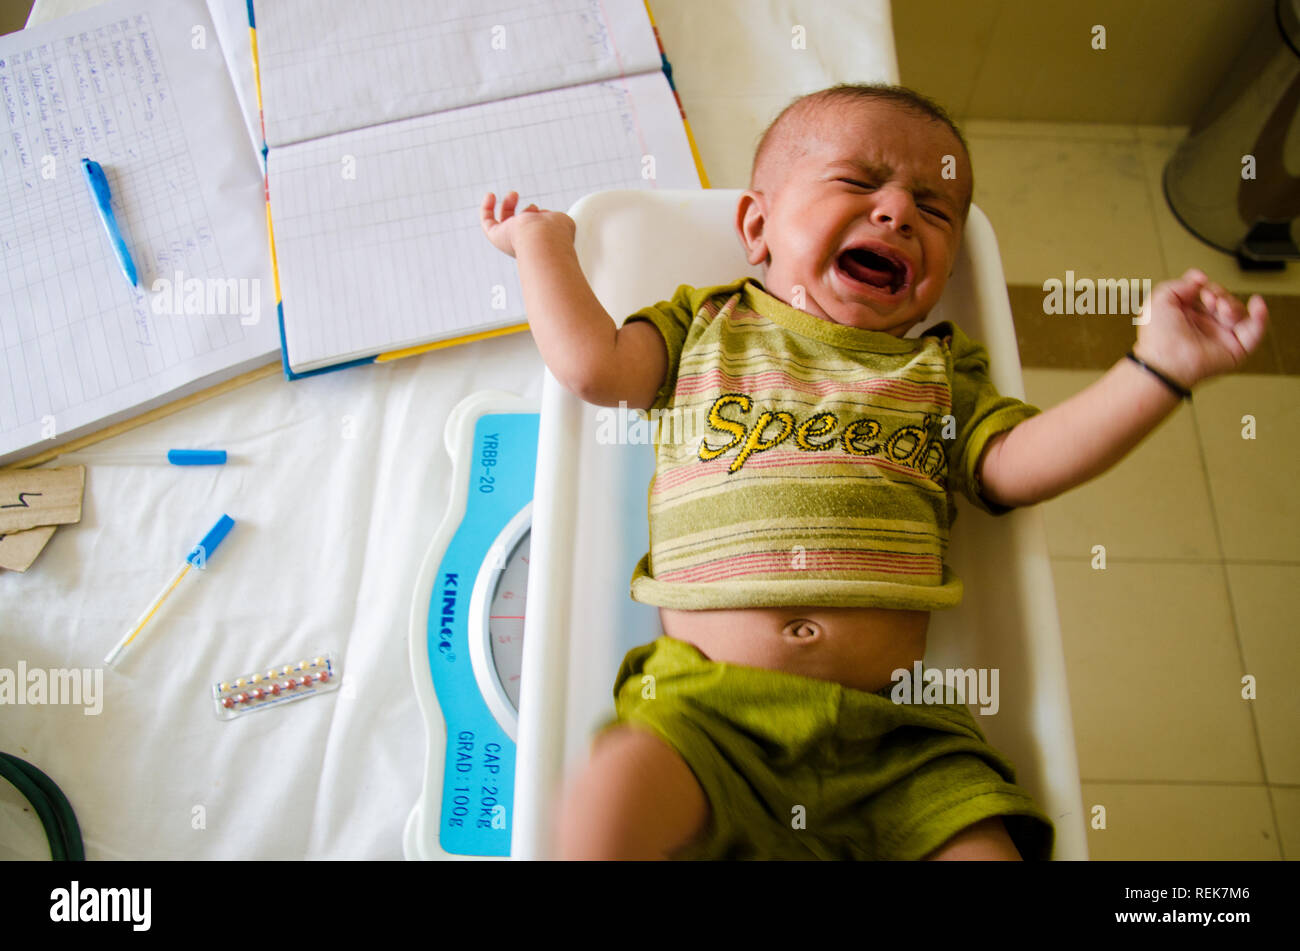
[412,189,1089,861]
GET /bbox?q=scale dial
[487,530,528,710]
[469,503,531,740]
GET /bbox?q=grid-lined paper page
[0,0,277,464]
[253,0,662,148]
[205,0,263,159]
[270,72,699,373]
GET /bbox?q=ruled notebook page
[270,72,701,373]
[253,0,665,148]
[0,0,277,464]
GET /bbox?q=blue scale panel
[425,412,538,856]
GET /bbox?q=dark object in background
[1164,0,1300,270]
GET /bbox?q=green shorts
[599,636,1055,861]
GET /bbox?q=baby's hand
[481,191,575,258]
[1134,269,1269,391]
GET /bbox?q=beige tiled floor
[978,122,1299,859]
[967,119,1300,298]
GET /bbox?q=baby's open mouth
[836,246,910,295]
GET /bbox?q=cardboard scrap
[0,525,57,572]
[0,466,85,534]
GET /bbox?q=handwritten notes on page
[0,0,276,465]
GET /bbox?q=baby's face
[737,101,972,337]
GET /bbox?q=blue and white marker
[50,449,228,466]
[104,514,236,666]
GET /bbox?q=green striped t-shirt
[624,278,1041,612]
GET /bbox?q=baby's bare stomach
[658,605,929,694]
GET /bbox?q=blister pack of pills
[213,652,339,720]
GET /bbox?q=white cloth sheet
[0,0,898,858]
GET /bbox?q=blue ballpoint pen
[81,158,139,288]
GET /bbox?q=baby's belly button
[659,606,928,690]
[660,605,927,636]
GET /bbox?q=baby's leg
[923,817,1022,861]
[554,725,710,860]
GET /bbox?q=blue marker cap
[187,514,235,567]
[167,449,227,465]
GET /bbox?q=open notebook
[250,0,707,377]
[0,0,704,465]
[0,0,275,466]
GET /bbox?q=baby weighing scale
[405,390,539,860]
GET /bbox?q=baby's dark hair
[750,83,972,216]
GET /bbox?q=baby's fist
[481,191,574,258]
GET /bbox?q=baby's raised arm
[481,191,667,410]
[980,270,1268,508]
